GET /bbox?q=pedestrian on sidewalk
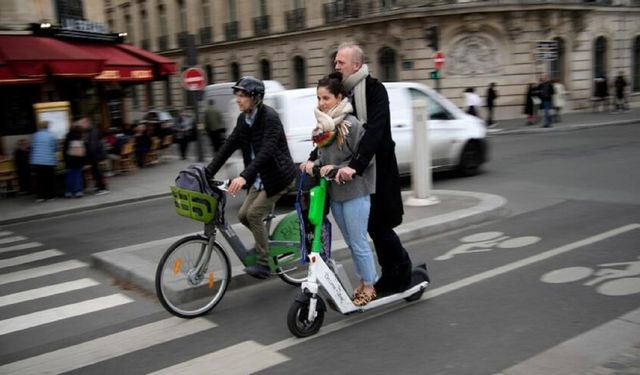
[13,138,31,194]
[62,124,86,198]
[204,99,225,155]
[523,83,539,125]
[79,117,109,195]
[593,76,609,113]
[175,109,194,160]
[30,120,58,202]
[464,87,482,117]
[537,76,555,128]
[485,82,498,127]
[614,72,629,112]
[552,79,567,123]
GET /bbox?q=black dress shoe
[244,264,270,279]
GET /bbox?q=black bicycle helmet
[232,76,265,101]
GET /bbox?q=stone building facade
[103,0,640,120]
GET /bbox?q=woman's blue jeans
[65,168,83,194]
[331,195,379,285]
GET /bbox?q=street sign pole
[185,34,203,162]
[433,51,445,93]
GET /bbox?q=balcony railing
[225,21,239,41]
[324,2,359,23]
[176,31,188,48]
[199,26,212,44]
[157,35,168,50]
[286,8,305,32]
[253,15,270,36]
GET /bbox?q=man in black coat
[332,42,413,294]
[206,77,297,279]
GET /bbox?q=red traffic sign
[434,51,445,70]
[181,67,207,91]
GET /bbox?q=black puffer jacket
[206,104,296,197]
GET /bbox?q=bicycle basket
[171,186,219,223]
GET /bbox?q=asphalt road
[1,124,639,374]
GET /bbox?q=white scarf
[313,98,353,148]
[342,64,369,123]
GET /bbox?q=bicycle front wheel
[155,235,231,318]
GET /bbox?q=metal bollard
[405,99,439,207]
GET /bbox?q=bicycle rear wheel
[274,251,309,286]
[156,235,231,318]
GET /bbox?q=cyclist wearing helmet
[205,76,297,279]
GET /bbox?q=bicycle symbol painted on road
[435,231,541,261]
[541,256,640,296]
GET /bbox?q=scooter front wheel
[287,296,325,337]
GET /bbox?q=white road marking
[0,242,43,254]
[0,317,217,374]
[0,278,101,307]
[424,223,640,300]
[0,249,63,269]
[0,294,134,336]
[0,231,12,237]
[0,260,87,286]
[266,224,640,352]
[149,340,290,375]
[0,235,26,245]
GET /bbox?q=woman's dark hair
[317,72,346,98]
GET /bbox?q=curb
[91,189,509,296]
[489,118,638,136]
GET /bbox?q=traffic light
[425,26,439,51]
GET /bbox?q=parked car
[263,82,489,176]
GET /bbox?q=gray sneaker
[243,264,271,279]
[94,189,110,196]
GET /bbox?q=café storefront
[0,25,176,155]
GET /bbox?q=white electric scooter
[286,174,430,337]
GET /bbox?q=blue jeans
[331,196,378,285]
[542,100,552,126]
[65,168,83,194]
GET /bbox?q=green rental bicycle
[155,179,308,318]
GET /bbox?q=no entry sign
[181,67,207,91]
[434,51,445,70]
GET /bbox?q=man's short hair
[337,41,364,64]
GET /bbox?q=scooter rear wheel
[404,266,430,302]
[287,296,325,337]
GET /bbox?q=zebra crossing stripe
[149,340,290,375]
[0,231,12,237]
[0,236,26,245]
[0,249,64,269]
[0,317,217,374]
[0,260,87,286]
[0,294,134,336]
[0,242,42,254]
[0,278,101,308]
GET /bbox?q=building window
[140,9,150,49]
[202,0,211,27]
[228,0,237,22]
[230,62,240,82]
[178,0,187,32]
[293,56,306,88]
[205,64,214,84]
[260,59,271,80]
[378,47,397,82]
[594,36,607,78]
[124,13,134,44]
[550,37,565,83]
[165,79,173,107]
[633,36,640,92]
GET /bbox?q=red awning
[74,43,154,82]
[116,43,177,77]
[0,35,105,79]
[0,55,43,85]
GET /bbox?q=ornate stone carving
[447,34,500,76]
[505,12,525,41]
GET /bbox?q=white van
[264,82,489,176]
